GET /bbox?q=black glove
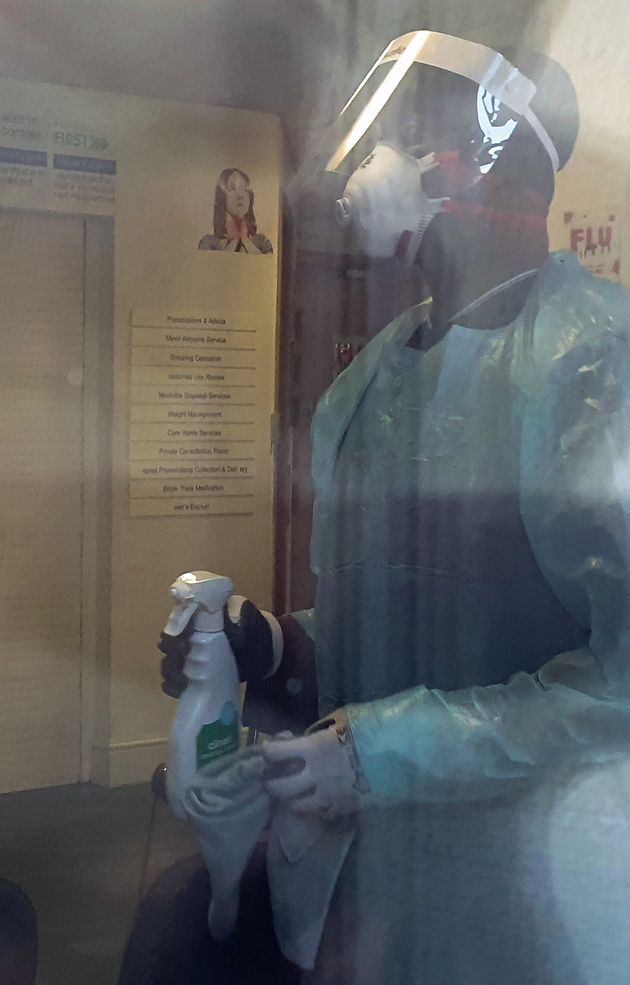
[158,617,194,698]
[224,598,275,682]
[159,597,275,698]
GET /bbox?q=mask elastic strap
[400,197,449,265]
[449,267,539,326]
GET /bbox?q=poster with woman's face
[198,167,273,256]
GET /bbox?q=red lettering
[570,228,585,251]
[585,227,596,254]
[598,225,612,251]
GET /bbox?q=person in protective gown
[122,32,630,985]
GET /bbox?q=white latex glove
[262,710,370,819]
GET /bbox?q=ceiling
[0,0,552,163]
[0,1,308,112]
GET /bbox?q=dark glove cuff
[223,599,275,682]
[242,613,319,734]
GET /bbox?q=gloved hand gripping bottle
[164,570,240,819]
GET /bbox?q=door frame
[80,216,114,782]
[0,207,113,787]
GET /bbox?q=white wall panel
[0,211,84,792]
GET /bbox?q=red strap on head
[442,174,549,229]
[433,150,461,175]
[442,199,548,229]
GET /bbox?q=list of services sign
[129,309,257,517]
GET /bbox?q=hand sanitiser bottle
[165,570,240,819]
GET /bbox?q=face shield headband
[325,31,560,176]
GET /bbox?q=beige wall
[0,77,282,784]
[531,0,630,283]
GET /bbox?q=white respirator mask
[335,141,448,261]
[323,32,562,263]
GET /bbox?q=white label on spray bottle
[195,701,239,767]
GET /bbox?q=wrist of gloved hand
[159,595,283,698]
[224,595,283,683]
[262,709,371,820]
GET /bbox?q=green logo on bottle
[196,701,239,768]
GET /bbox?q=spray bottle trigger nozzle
[163,599,200,637]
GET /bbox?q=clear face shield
[323,32,560,260]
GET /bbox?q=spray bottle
[164,570,240,819]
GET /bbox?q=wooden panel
[0,211,84,792]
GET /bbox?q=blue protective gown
[290,252,630,984]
